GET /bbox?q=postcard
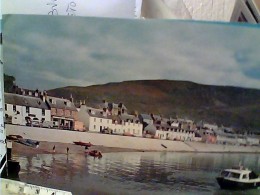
[1,14,260,194]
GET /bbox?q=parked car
[31,118,40,127]
[42,121,54,128]
[101,128,113,134]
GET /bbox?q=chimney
[70,94,74,103]
[35,89,39,97]
[43,93,47,102]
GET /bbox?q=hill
[4,74,15,93]
[47,80,260,130]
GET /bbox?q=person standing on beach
[53,145,55,153]
[66,147,69,155]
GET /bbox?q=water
[13,152,260,195]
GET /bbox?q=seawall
[6,124,260,153]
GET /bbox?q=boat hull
[216,177,260,190]
[73,141,92,147]
[86,150,102,158]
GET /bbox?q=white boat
[216,165,260,190]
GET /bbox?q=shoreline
[11,141,260,157]
[11,141,142,156]
[7,124,260,155]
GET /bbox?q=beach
[11,141,141,156]
[6,124,260,154]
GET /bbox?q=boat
[123,132,135,137]
[161,144,167,148]
[216,165,260,190]
[86,150,102,158]
[6,134,23,141]
[73,141,93,147]
[17,138,40,148]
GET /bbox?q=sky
[3,15,260,90]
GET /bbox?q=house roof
[4,93,49,110]
[144,124,157,134]
[102,102,127,110]
[139,113,153,120]
[88,110,106,118]
[80,105,103,113]
[46,96,77,111]
[87,111,139,122]
[120,114,135,120]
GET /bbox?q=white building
[141,0,260,23]
[4,93,51,125]
[246,136,259,146]
[88,111,143,137]
[155,124,196,141]
[78,104,103,130]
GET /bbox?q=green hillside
[47,80,260,130]
[4,74,15,93]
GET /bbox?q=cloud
[3,15,260,90]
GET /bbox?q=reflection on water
[13,152,260,195]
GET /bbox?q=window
[242,174,248,179]
[249,172,258,179]
[42,109,45,116]
[13,105,16,112]
[229,172,240,179]
[5,104,7,111]
[94,125,96,129]
[26,106,30,113]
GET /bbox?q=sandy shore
[11,140,260,157]
[11,141,142,156]
[6,124,260,154]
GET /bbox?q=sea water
[13,152,260,195]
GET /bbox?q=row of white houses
[4,92,83,130]
[78,105,143,137]
[4,93,51,126]
[4,92,260,145]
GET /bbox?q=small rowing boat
[73,141,93,147]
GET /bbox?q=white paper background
[3,0,142,18]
